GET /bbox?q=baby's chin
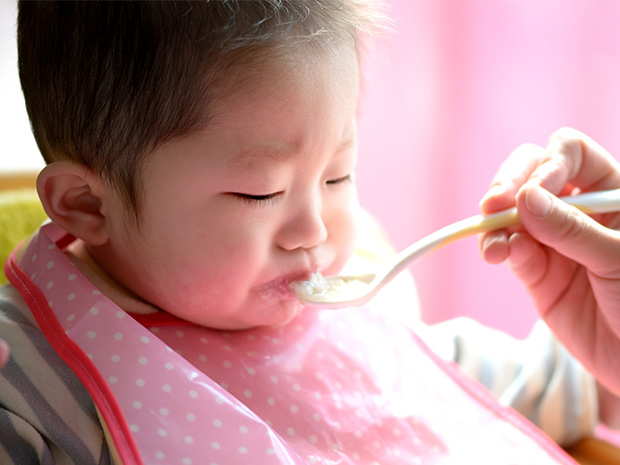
[268,298,306,327]
[181,296,306,331]
[238,297,306,330]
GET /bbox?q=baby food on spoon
[290,272,370,304]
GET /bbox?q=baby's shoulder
[0,283,78,388]
[0,284,108,461]
[0,283,39,328]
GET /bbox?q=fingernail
[525,184,552,218]
[480,184,504,207]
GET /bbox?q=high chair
[0,171,618,464]
[0,171,47,285]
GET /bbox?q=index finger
[480,143,546,214]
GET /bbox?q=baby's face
[95,44,361,329]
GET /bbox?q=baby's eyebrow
[228,144,296,172]
[337,137,356,152]
[227,131,357,172]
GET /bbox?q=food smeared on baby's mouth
[290,272,369,303]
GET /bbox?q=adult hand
[479,128,620,397]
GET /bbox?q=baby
[0,1,616,464]
[23,1,362,332]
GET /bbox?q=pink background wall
[356,0,620,338]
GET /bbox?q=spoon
[291,188,620,309]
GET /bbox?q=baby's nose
[277,205,328,251]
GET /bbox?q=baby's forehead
[205,47,358,115]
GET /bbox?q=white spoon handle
[379,188,620,286]
[295,188,620,308]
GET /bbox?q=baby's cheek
[328,210,359,274]
[344,200,361,245]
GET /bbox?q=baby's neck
[64,239,158,315]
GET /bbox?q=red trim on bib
[128,311,196,328]
[5,242,144,465]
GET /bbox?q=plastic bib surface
[6,223,577,465]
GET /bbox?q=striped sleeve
[0,284,112,465]
[417,317,598,447]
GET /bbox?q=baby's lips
[254,271,312,301]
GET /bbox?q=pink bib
[6,222,578,465]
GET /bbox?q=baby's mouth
[254,272,314,301]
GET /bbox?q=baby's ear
[36,161,109,246]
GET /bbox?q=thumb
[515,183,620,276]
